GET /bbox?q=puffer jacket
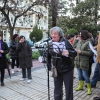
[16,41,32,68]
[9,40,19,59]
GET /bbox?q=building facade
[0,0,48,43]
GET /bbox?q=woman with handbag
[48,26,77,100]
[0,33,9,86]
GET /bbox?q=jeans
[91,63,99,86]
[77,68,90,83]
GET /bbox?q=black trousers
[54,69,73,100]
[11,58,19,69]
[0,69,5,83]
[22,67,32,79]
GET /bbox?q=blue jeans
[91,63,99,86]
[77,68,90,83]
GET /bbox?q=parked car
[34,38,51,48]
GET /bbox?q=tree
[67,28,78,35]
[0,0,49,38]
[49,0,69,28]
[71,0,100,36]
[30,25,43,42]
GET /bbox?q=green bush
[67,28,78,35]
[32,51,40,59]
[30,25,43,42]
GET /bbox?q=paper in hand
[52,42,68,57]
[89,42,97,56]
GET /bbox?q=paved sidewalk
[0,61,100,100]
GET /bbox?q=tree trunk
[9,27,14,39]
[51,0,57,27]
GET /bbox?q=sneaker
[11,69,14,74]
[20,78,26,81]
[1,82,4,86]
[17,68,21,72]
[27,79,32,83]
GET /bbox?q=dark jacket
[48,38,77,73]
[16,41,32,68]
[0,40,9,69]
[9,40,19,59]
[74,40,93,70]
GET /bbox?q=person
[74,30,93,95]
[67,34,75,45]
[16,35,32,83]
[32,37,36,46]
[9,34,20,74]
[48,26,77,100]
[88,32,94,78]
[0,33,9,86]
[91,33,100,89]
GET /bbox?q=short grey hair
[50,26,64,37]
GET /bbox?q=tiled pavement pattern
[0,62,100,100]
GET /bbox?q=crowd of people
[0,26,100,100]
[48,26,100,100]
[0,33,33,86]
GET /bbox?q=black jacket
[16,41,32,68]
[9,40,19,59]
[48,38,77,73]
[0,40,9,69]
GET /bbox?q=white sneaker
[27,79,32,83]
[17,68,20,72]
[11,69,14,74]
[20,78,26,81]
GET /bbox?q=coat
[16,41,32,68]
[74,40,93,71]
[48,38,77,73]
[0,40,9,69]
[9,40,19,59]
[97,33,100,63]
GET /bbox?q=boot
[75,81,84,91]
[87,83,92,95]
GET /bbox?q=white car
[34,38,51,48]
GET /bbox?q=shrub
[32,51,40,59]
[67,28,78,35]
[30,25,43,42]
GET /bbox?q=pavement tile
[0,60,100,100]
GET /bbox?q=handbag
[51,66,57,78]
